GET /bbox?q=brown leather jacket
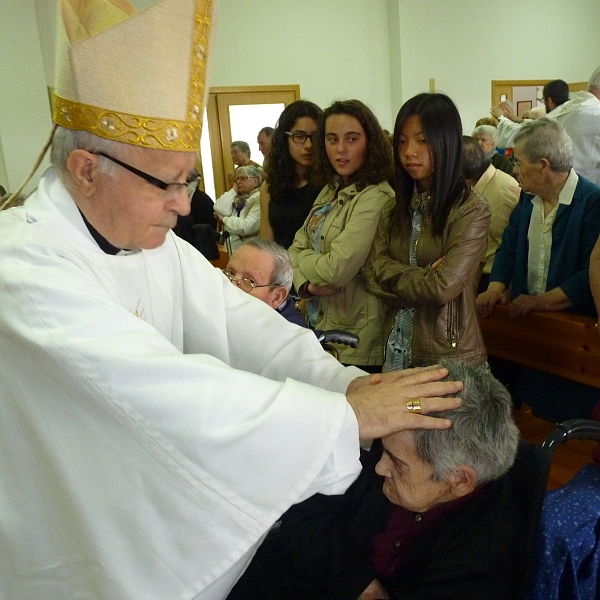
[363,189,491,366]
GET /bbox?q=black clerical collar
[78,209,125,255]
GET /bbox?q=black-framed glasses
[222,269,273,293]
[285,131,314,144]
[94,152,200,192]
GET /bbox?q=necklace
[539,202,559,233]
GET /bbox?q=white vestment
[0,169,364,600]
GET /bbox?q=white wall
[395,0,600,133]
[0,1,52,194]
[210,0,394,129]
[3,0,600,188]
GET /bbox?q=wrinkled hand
[509,293,542,319]
[214,212,224,222]
[347,365,441,395]
[307,282,344,297]
[346,367,463,441]
[477,289,507,317]
[358,578,390,600]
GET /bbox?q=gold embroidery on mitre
[52,94,201,151]
[187,0,212,125]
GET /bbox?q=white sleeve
[213,188,236,216]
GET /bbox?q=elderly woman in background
[288,99,394,371]
[214,165,262,252]
[228,359,532,600]
[472,123,514,177]
[478,118,600,421]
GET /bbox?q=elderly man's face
[90,146,195,250]
[474,134,495,155]
[375,430,456,513]
[231,145,249,167]
[257,132,272,157]
[225,245,286,308]
[513,142,544,195]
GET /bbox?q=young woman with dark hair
[289,99,394,370]
[364,93,491,371]
[259,100,323,249]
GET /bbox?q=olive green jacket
[289,181,395,366]
[363,190,490,366]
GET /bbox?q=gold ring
[406,398,422,413]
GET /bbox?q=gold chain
[539,202,559,234]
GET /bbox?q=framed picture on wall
[516,100,532,117]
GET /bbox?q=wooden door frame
[491,79,587,107]
[206,85,300,198]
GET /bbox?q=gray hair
[472,124,497,144]
[231,140,251,156]
[236,165,263,188]
[413,359,519,485]
[513,118,573,172]
[588,65,600,91]
[50,126,123,185]
[242,238,293,292]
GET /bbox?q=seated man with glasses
[214,165,262,252]
[224,238,308,328]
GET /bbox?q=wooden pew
[480,305,600,487]
[479,304,600,388]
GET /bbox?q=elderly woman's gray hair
[242,238,293,292]
[588,65,600,91]
[472,124,497,143]
[513,118,573,172]
[413,359,519,485]
[236,165,263,188]
[231,140,251,156]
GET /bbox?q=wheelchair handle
[317,330,360,349]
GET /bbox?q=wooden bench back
[480,305,600,388]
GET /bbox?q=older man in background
[551,66,600,186]
[462,136,520,292]
[224,238,308,327]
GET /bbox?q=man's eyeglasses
[222,269,273,293]
[285,131,314,145]
[93,152,200,192]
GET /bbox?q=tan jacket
[289,181,395,366]
[363,190,490,366]
[473,164,520,275]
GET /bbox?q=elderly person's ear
[66,150,98,197]
[448,465,477,499]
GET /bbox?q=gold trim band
[52,94,201,152]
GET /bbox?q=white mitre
[52,0,212,152]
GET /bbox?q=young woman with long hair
[259,100,323,249]
[289,99,394,370]
[364,93,491,371]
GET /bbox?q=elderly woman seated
[228,360,530,600]
[214,165,262,252]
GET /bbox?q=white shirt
[0,169,364,600]
[527,169,578,295]
[550,91,600,186]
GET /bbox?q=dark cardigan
[490,174,600,317]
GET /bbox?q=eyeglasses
[222,269,273,293]
[94,152,200,192]
[286,131,314,144]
